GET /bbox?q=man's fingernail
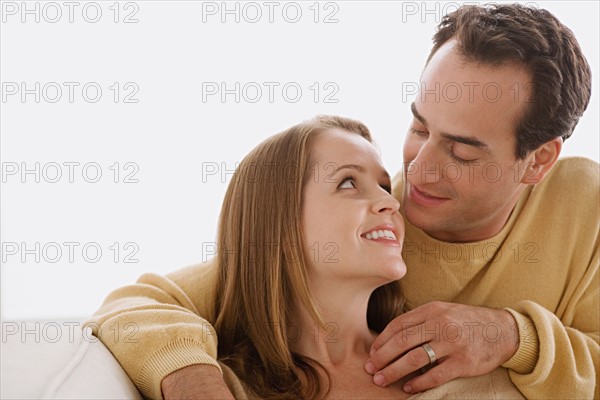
[365,362,375,374]
[374,373,385,386]
[403,384,413,393]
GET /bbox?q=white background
[1,0,598,320]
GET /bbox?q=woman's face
[302,129,407,288]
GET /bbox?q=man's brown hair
[428,4,592,159]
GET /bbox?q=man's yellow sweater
[88,157,599,399]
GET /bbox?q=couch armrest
[1,320,142,399]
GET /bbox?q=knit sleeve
[84,261,221,400]
[502,247,599,399]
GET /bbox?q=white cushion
[1,320,142,399]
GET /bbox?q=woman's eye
[410,126,429,137]
[380,184,392,194]
[338,177,356,189]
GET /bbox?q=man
[364,4,597,398]
[89,4,598,399]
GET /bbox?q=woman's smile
[361,224,401,247]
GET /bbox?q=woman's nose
[372,190,400,214]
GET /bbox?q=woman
[213,115,409,399]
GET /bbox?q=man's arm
[85,261,233,400]
[503,297,599,399]
[367,250,599,399]
[501,245,599,399]
[365,302,520,393]
[162,365,234,400]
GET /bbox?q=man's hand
[161,364,235,400]
[365,301,520,394]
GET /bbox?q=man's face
[402,40,536,242]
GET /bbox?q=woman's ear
[521,136,563,184]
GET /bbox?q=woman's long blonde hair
[213,115,406,399]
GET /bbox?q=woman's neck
[290,280,377,366]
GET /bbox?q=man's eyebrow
[410,102,490,151]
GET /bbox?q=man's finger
[370,307,427,352]
[371,342,446,386]
[402,359,462,394]
[367,323,428,372]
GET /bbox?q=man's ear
[521,136,563,184]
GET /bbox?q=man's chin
[403,201,447,232]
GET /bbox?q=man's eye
[449,145,478,165]
[338,177,356,189]
[450,152,477,166]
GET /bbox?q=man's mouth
[410,184,451,207]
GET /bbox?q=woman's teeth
[365,230,396,240]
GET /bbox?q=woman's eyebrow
[411,102,427,125]
[326,164,391,185]
[326,164,365,179]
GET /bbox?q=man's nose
[410,142,442,184]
